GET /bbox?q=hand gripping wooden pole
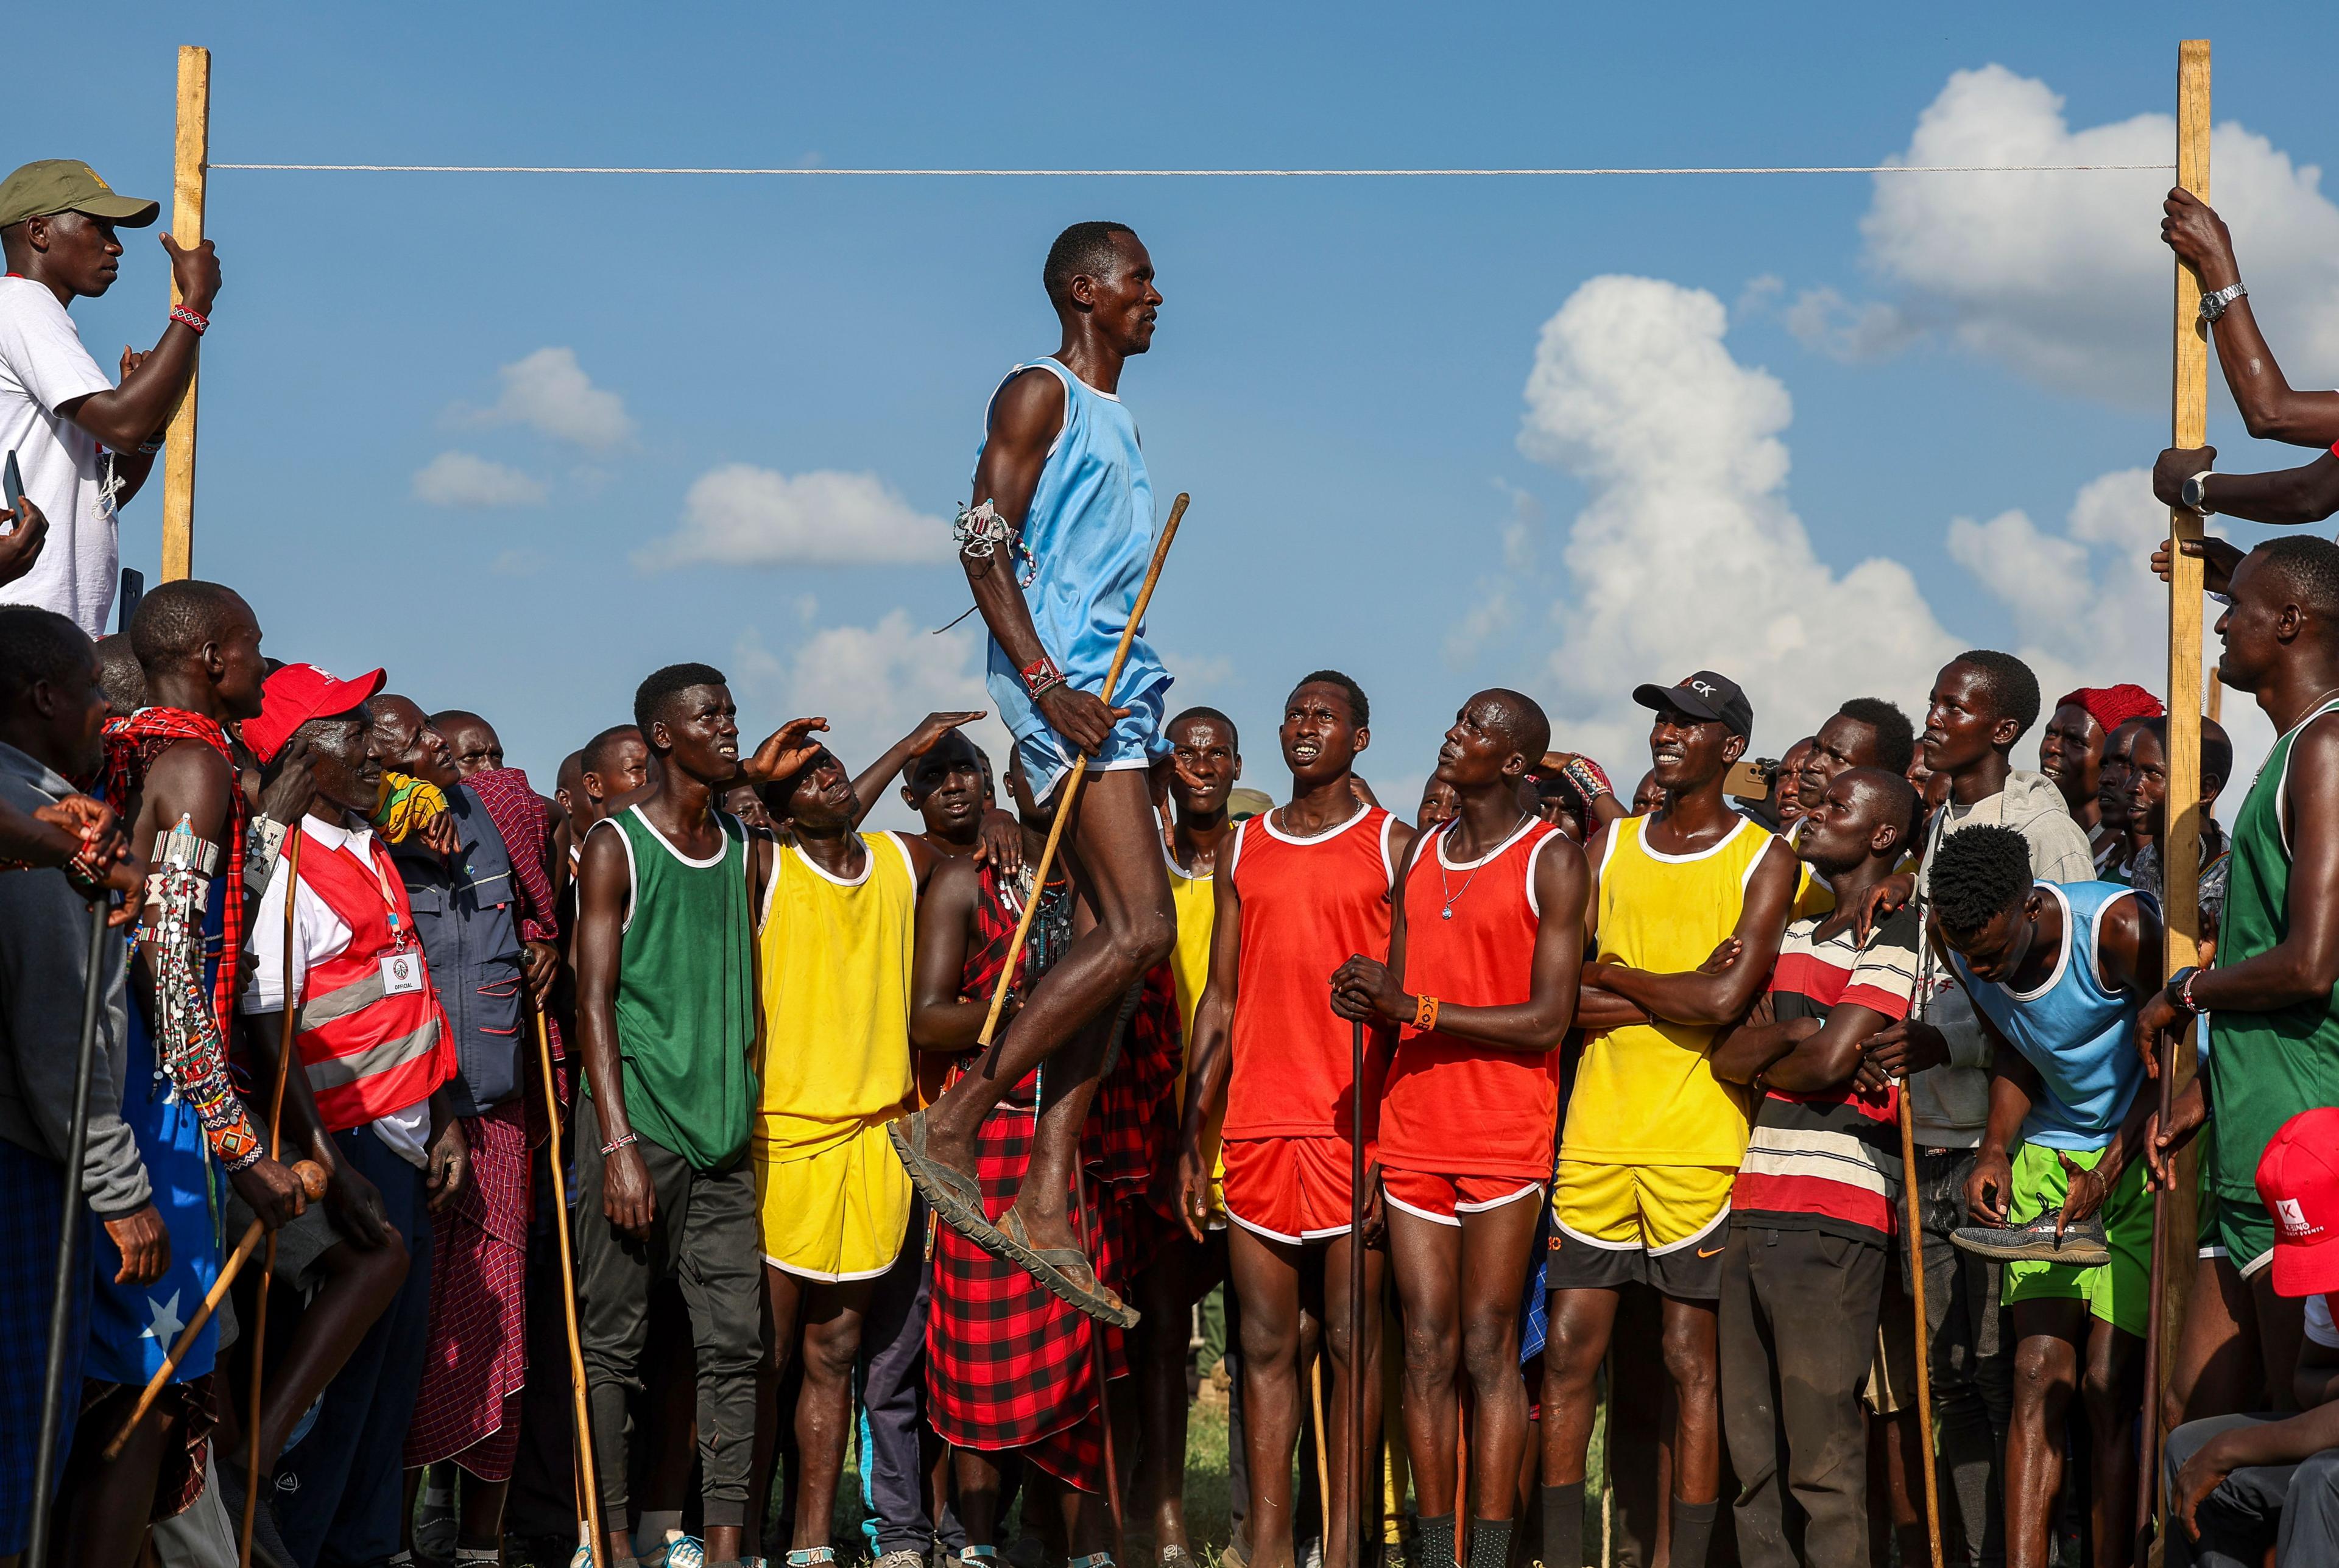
[1350,1018,1370,1568]
[2147,40,2213,1562]
[161,44,210,583]
[105,1162,328,1459]
[244,824,301,1568]
[1897,1082,1944,1568]
[976,492,1190,1046]
[535,1004,606,1566]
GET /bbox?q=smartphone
[1724,759,1776,801]
[2,449,21,533]
[116,569,145,635]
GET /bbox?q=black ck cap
[1632,670,1754,737]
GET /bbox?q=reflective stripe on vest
[291,831,454,1134]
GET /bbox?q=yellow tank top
[1564,813,1777,1167]
[1165,846,1227,1198]
[755,831,917,1160]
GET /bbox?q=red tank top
[1377,815,1565,1180]
[1224,803,1397,1141]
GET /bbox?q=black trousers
[2165,1413,2339,1568]
[1718,1225,1886,1568]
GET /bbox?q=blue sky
[19,3,2334,821]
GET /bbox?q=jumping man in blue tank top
[890,222,1173,1326]
[1928,824,2164,1568]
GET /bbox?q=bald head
[93,635,146,718]
[1475,688,1552,772]
[128,580,251,672]
[372,693,458,790]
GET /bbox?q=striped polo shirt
[1729,904,1921,1245]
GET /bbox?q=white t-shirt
[2308,1292,2338,1349]
[242,815,434,1169]
[0,278,122,636]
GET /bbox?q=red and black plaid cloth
[926,863,1126,1488]
[101,708,249,1031]
[464,766,568,1099]
[404,1099,532,1476]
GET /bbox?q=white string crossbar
[208,162,2176,178]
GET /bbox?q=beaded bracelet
[170,304,209,336]
[1021,652,1068,700]
[601,1130,638,1156]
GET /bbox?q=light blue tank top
[973,358,1171,748]
[1956,881,2151,1151]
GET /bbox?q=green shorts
[2213,1188,2277,1279]
[2000,1142,2151,1337]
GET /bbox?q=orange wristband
[1413,993,1439,1032]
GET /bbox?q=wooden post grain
[160,45,209,583]
[2147,38,2212,1563]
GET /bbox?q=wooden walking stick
[2136,1026,2181,1563]
[26,903,116,1568]
[2147,40,2215,1565]
[1312,1357,1333,1549]
[105,1162,329,1458]
[978,493,1190,1047]
[1897,1080,1946,1568]
[1350,1018,1371,1568]
[1072,1163,1127,1549]
[243,824,302,1568]
[535,1002,605,1566]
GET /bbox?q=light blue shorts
[1014,680,1169,802]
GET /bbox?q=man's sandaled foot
[997,1206,1139,1327]
[891,1111,1004,1252]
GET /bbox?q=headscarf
[373,770,450,844]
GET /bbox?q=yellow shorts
[1548,1160,1737,1299]
[752,1118,912,1282]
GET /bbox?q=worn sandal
[996,1205,1140,1327]
[890,1111,1003,1252]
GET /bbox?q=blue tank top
[974,358,1171,748]
[1955,881,2151,1151]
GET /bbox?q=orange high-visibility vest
[292,832,454,1133]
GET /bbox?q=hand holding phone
[2,449,22,535]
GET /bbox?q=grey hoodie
[0,742,150,1217]
[1907,768,2098,1147]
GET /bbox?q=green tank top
[2208,697,2339,1198]
[590,804,757,1170]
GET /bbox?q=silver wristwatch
[2181,470,2215,516]
[2200,281,2248,322]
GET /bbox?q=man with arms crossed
[894,221,1175,1324]
[1541,671,1797,1568]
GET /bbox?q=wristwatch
[2165,965,2203,1016]
[2200,281,2248,322]
[2181,471,2215,516]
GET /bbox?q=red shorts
[1381,1166,1545,1227]
[1221,1135,1361,1243]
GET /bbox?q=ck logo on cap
[1685,677,1716,697]
[2277,1197,2320,1238]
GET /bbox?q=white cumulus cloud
[478,347,635,449]
[1509,273,2256,787]
[411,451,547,508]
[640,465,951,570]
[1518,274,1965,774]
[729,610,1012,831]
[1833,63,2339,403]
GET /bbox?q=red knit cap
[2053,684,2164,736]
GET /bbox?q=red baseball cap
[2255,1106,2339,1296]
[242,663,386,764]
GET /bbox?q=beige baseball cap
[0,160,161,230]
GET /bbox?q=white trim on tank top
[2000,882,2074,1004]
[1526,829,1559,917]
[2271,697,2339,858]
[586,816,640,936]
[1631,812,1757,866]
[1261,798,1371,846]
[629,803,733,870]
[789,830,886,890]
[1437,813,1539,871]
[1379,814,1398,890]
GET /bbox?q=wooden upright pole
[160,44,209,583]
[2150,37,2212,1555]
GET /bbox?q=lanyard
[328,834,409,948]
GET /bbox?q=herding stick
[1897,1078,1945,1568]
[161,44,208,583]
[2150,41,2215,1561]
[1350,1018,1370,1567]
[26,904,115,1568]
[978,493,1190,1047]
[535,1002,606,1566]
[1312,1357,1333,1549]
[2136,1027,2180,1563]
[105,1162,328,1458]
[244,824,302,1568]
[1073,1165,1126,1549]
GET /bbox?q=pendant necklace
[1438,828,1483,919]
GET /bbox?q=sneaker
[1950,1209,2112,1267]
[642,1538,707,1568]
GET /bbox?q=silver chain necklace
[1437,823,1486,919]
